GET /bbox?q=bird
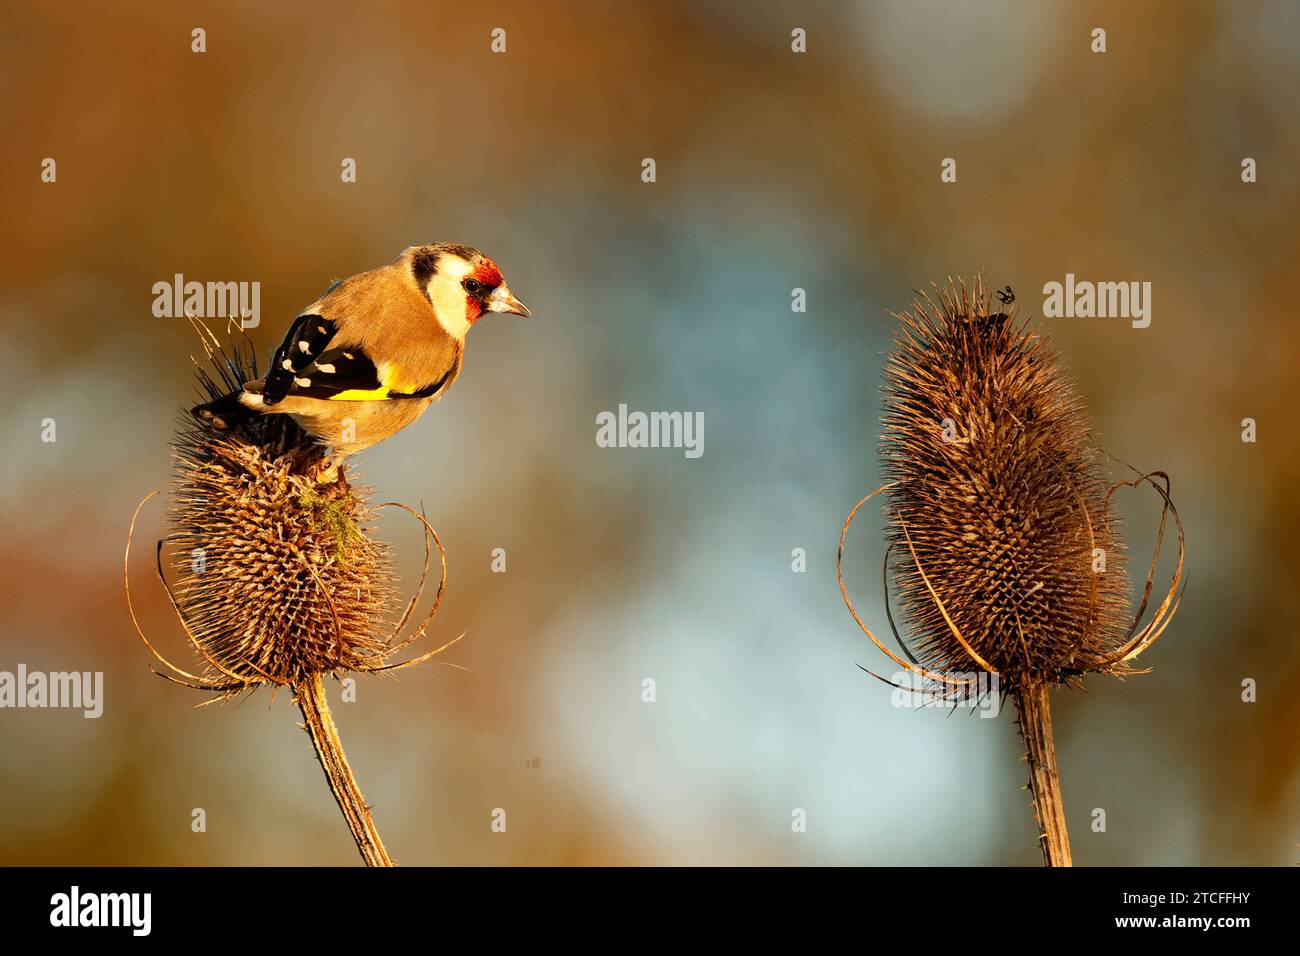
[193,243,530,460]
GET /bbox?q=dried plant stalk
[1014,682,1070,866]
[126,322,459,866]
[296,674,392,866]
[839,278,1185,865]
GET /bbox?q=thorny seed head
[880,277,1136,690]
[169,435,395,689]
[160,329,403,696]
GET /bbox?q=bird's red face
[419,246,530,337]
[460,257,514,325]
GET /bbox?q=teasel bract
[126,321,460,866]
[838,277,1185,866]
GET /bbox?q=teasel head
[126,319,457,865]
[838,277,1185,865]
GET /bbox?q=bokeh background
[1,0,1297,865]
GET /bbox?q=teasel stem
[295,674,394,867]
[1014,681,1072,867]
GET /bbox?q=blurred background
[1,0,1297,865]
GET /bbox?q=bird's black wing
[284,344,459,401]
[262,314,338,404]
[278,346,387,400]
[261,314,459,402]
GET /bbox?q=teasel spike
[840,275,1185,866]
[126,328,460,865]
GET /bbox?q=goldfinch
[194,243,530,456]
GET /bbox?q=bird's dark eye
[463,278,482,294]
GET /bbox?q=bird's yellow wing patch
[327,386,393,401]
[326,362,418,401]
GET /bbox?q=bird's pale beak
[487,284,531,317]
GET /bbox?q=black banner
[0,867,1285,940]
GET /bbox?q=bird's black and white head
[407,243,530,338]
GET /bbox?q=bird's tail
[192,390,257,430]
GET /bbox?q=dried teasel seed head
[168,436,396,688]
[880,277,1134,689]
[152,324,421,696]
[126,322,456,866]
